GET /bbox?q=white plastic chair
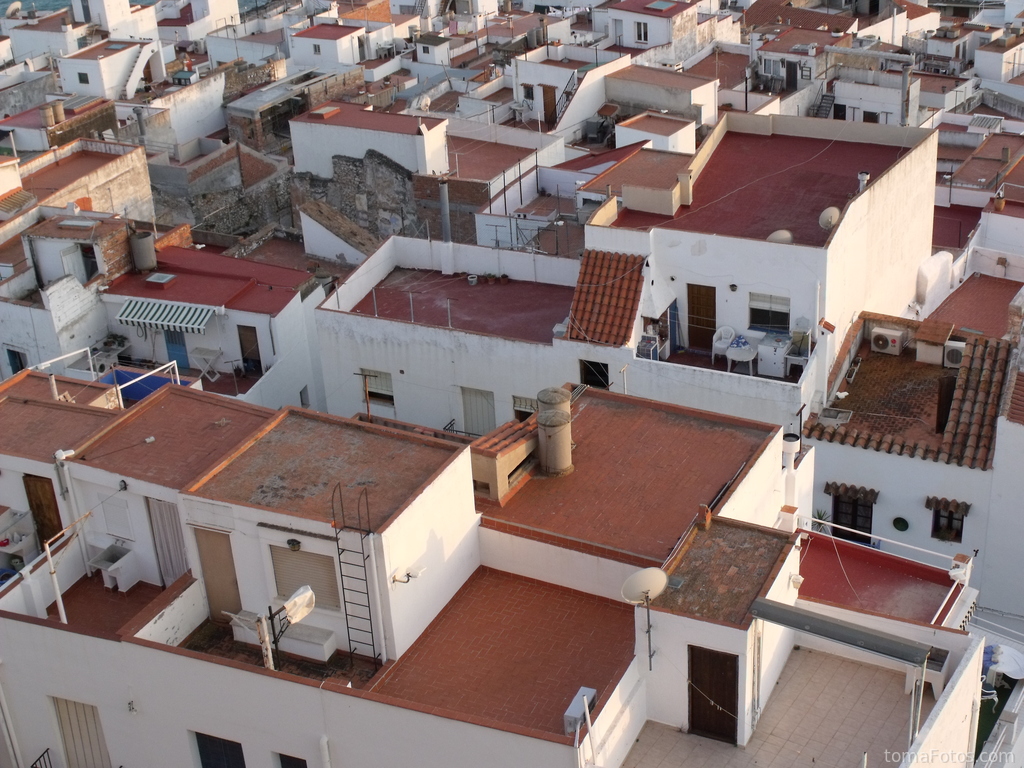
[712,326,736,364]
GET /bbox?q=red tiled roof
[566,250,645,346]
[744,0,857,31]
[611,0,693,18]
[805,323,1011,470]
[0,396,118,463]
[293,23,362,39]
[1004,367,1024,426]
[472,415,537,456]
[553,141,646,172]
[891,0,936,19]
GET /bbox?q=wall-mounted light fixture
[392,566,426,584]
[818,318,835,334]
[287,539,302,552]
[729,284,737,292]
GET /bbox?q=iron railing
[30,749,53,768]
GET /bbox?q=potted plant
[811,508,831,533]
[486,273,497,285]
[500,273,510,284]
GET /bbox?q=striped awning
[116,299,214,334]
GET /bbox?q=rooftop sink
[89,544,130,571]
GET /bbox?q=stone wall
[291,149,424,240]
[47,101,118,148]
[0,72,56,120]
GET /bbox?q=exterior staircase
[814,92,835,119]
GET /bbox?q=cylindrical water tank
[537,387,571,416]
[537,410,573,477]
[130,231,157,272]
[50,100,65,123]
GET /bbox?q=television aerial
[622,568,668,670]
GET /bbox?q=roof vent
[767,229,794,244]
[146,272,176,285]
[309,105,340,120]
[818,407,853,427]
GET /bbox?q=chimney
[857,171,870,192]
[700,504,712,530]
[51,100,65,123]
[1002,145,1011,164]
[536,388,573,476]
[40,104,55,128]
[537,386,571,415]
[439,178,452,243]
[49,374,59,401]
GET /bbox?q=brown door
[237,325,262,376]
[23,474,62,544]
[194,528,242,623]
[689,645,738,744]
[686,284,717,350]
[542,85,557,128]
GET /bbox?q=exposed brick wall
[222,58,286,103]
[186,143,238,183]
[47,102,118,148]
[98,227,132,282]
[239,144,278,188]
[155,223,193,249]
[413,175,488,244]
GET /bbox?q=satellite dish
[5,1,21,17]
[818,206,841,231]
[418,95,432,111]
[767,229,794,244]
[622,568,668,604]
[282,585,315,624]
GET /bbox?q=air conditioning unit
[871,327,905,355]
[944,339,967,368]
[92,351,118,374]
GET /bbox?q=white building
[0,374,990,768]
[58,39,165,101]
[290,102,448,177]
[290,23,366,70]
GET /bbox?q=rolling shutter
[270,546,340,610]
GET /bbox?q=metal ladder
[331,485,380,666]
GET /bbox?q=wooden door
[194,528,242,623]
[23,474,61,544]
[237,325,262,376]
[689,645,738,744]
[686,284,717,351]
[785,60,798,91]
[542,85,557,128]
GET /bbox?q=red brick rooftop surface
[655,518,793,627]
[105,247,306,316]
[14,10,85,32]
[447,134,533,181]
[20,152,116,200]
[758,27,846,54]
[483,389,776,563]
[744,0,857,31]
[685,50,750,89]
[66,39,144,60]
[612,133,906,246]
[193,410,457,530]
[799,532,956,624]
[617,112,692,136]
[567,250,645,346]
[293,23,362,39]
[292,101,444,134]
[350,268,574,344]
[1004,367,1024,426]
[611,0,692,17]
[605,64,714,91]
[929,273,1024,338]
[74,387,275,489]
[553,140,645,172]
[0,370,114,406]
[582,148,692,195]
[371,567,634,738]
[804,324,1010,470]
[0,397,118,463]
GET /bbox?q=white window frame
[748,292,791,333]
[635,21,649,43]
[313,43,321,55]
[360,368,394,405]
[269,544,341,611]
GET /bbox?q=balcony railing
[30,748,53,768]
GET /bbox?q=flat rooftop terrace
[448,134,534,182]
[20,152,117,199]
[929,272,1023,338]
[350,269,574,344]
[612,133,906,246]
[482,390,776,564]
[624,648,935,768]
[799,532,957,624]
[193,410,457,531]
[0,396,118,463]
[370,567,634,738]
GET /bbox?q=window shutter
[270,546,340,610]
[360,368,393,396]
[749,293,791,313]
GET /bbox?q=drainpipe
[55,451,93,578]
[0,663,24,768]
[438,178,452,243]
[319,735,332,768]
[900,63,911,126]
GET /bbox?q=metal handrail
[30,748,53,768]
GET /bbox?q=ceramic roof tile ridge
[566,249,646,346]
[472,416,538,456]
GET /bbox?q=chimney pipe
[782,432,799,508]
[439,178,452,243]
[51,100,65,123]
[40,104,55,128]
[1002,145,1011,164]
[537,386,571,415]
[536,407,573,477]
[49,374,59,401]
[857,171,870,193]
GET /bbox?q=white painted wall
[377,448,479,659]
[291,113,448,177]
